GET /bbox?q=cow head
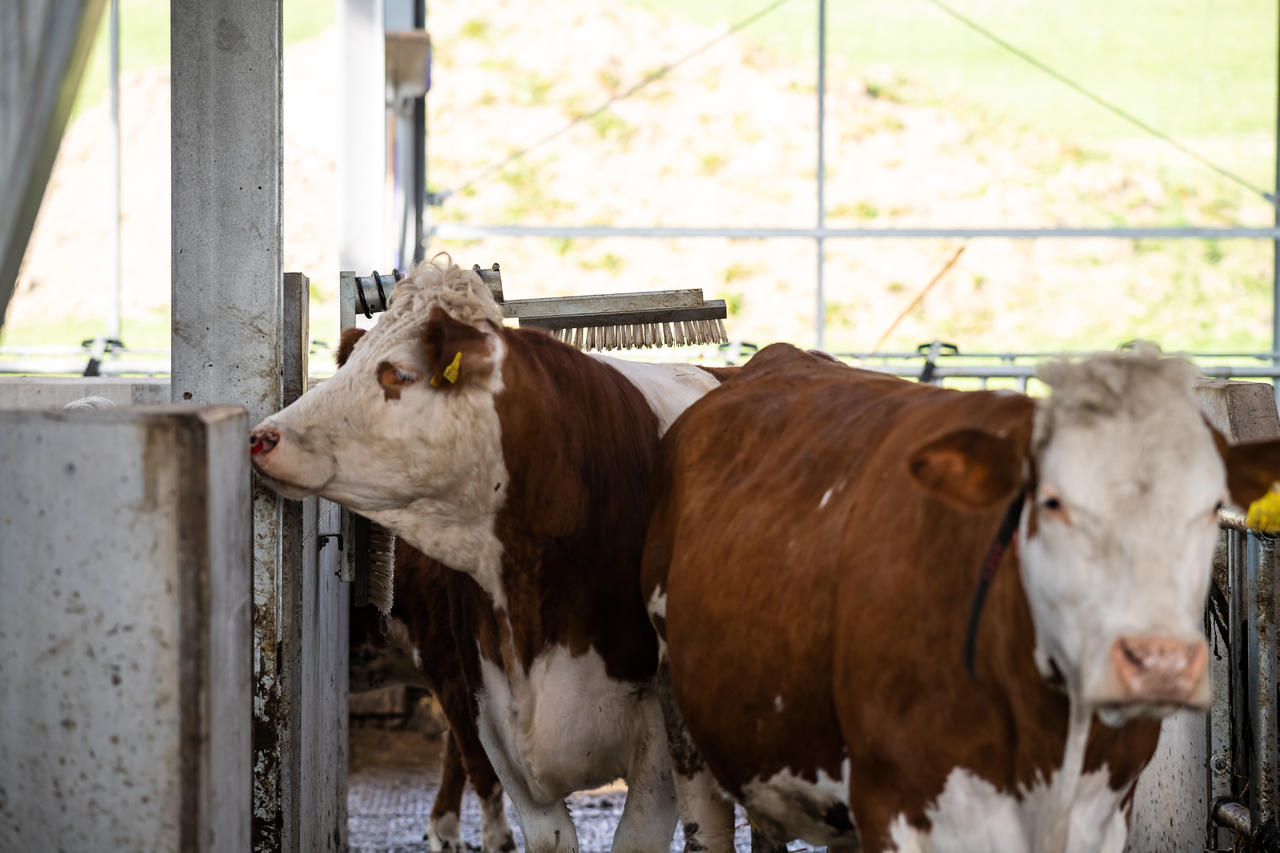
[908,350,1280,724]
[249,258,510,557]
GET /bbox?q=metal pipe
[1254,535,1278,824]
[108,0,121,341]
[431,223,1280,241]
[1273,5,1280,366]
[1211,798,1280,852]
[815,0,826,350]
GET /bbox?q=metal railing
[1210,511,1280,850]
[427,0,1280,353]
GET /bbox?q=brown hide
[347,535,504,809]
[482,326,663,682]
[645,343,1162,851]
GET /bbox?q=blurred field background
[5,0,1276,361]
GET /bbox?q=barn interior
[3,1,1280,851]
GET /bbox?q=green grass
[632,0,1277,184]
[73,0,335,117]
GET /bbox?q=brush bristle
[367,522,396,615]
[556,319,728,352]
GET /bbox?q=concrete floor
[346,728,816,852]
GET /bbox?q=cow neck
[487,329,662,681]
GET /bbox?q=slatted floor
[346,728,797,852]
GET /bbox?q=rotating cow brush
[345,264,729,351]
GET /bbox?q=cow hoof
[426,811,462,852]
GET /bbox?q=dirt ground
[348,726,777,852]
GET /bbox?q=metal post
[1273,8,1280,365]
[413,0,427,265]
[339,0,386,337]
[170,2,295,849]
[107,0,121,341]
[815,0,826,350]
[1253,534,1278,824]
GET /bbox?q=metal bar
[1274,5,1280,367]
[517,300,727,331]
[815,0,826,350]
[432,223,1280,241]
[1254,534,1278,823]
[108,0,121,341]
[502,289,705,318]
[1230,528,1252,820]
[339,0,386,286]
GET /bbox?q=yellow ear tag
[442,351,462,384]
[1247,483,1280,533]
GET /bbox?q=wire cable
[438,0,797,203]
[922,0,1276,204]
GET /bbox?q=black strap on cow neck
[963,489,1026,678]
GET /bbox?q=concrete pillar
[169,4,302,849]
[0,406,251,851]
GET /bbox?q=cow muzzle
[250,425,279,459]
[1109,635,1209,708]
[247,421,334,498]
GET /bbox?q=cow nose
[250,425,279,459]
[1111,636,1208,705]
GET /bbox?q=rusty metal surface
[1253,536,1278,824]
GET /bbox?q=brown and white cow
[642,343,1280,853]
[250,257,725,852]
[349,535,516,853]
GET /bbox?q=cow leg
[656,662,736,853]
[749,825,788,853]
[453,708,516,853]
[427,731,466,852]
[475,711,579,853]
[611,693,678,852]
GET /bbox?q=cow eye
[1043,496,1062,511]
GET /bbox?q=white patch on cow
[740,759,854,847]
[427,810,461,852]
[774,695,785,713]
[647,586,668,661]
[819,488,834,509]
[1017,354,1221,712]
[479,788,516,853]
[886,763,1130,853]
[590,356,721,435]
[647,586,667,621]
[474,643,673,851]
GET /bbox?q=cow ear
[908,428,1025,510]
[336,327,367,368]
[421,306,499,390]
[1223,438,1280,508]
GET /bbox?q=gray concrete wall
[0,405,251,851]
[0,376,169,407]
